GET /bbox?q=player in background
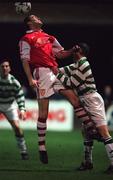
[0,59,29,160]
[19,14,101,164]
[54,43,113,174]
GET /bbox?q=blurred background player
[103,85,113,112]
[0,59,29,160]
[55,43,113,174]
[18,14,100,164]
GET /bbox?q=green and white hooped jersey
[0,74,25,111]
[57,57,97,96]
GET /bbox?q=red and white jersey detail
[19,31,64,69]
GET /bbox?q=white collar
[26,29,43,33]
[79,56,87,60]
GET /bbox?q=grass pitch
[0,129,113,180]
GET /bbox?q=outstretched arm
[51,65,72,88]
[52,38,74,59]
[52,62,81,91]
[57,71,72,87]
[55,48,74,59]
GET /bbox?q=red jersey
[20,31,59,69]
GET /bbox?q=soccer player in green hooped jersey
[55,43,113,174]
[0,59,29,160]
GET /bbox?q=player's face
[27,15,43,29]
[0,61,11,78]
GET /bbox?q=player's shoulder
[9,74,21,86]
[68,63,77,70]
[9,73,16,79]
[79,57,89,65]
[20,30,33,39]
[21,33,30,41]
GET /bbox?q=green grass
[0,129,113,180]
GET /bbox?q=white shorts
[33,67,65,99]
[0,102,19,121]
[80,92,107,127]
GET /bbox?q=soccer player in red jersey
[19,15,101,164]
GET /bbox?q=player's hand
[29,78,39,88]
[19,110,26,120]
[72,45,80,54]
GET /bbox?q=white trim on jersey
[19,40,31,60]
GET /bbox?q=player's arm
[57,72,71,87]
[14,80,26,120]
[52,63,75,88]
[56,49,74,59]
[52,38,74,59]
[52,65,72,87]
[55,64,82,92]
[19,40,38,88]
[22,61,38,88]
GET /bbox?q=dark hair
[77,43,90,56]
[24,15,32,25]
[0,58,11,65]
[24,15,34,29]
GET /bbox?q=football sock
[83,140,94,163]
[104,137,113,165]
[74,106,92,126]
[15,134,27,154]
[37,119,47,151]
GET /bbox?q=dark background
[0,1,113,98]
[0,23,113,95]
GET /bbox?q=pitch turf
[0,129,113,180]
